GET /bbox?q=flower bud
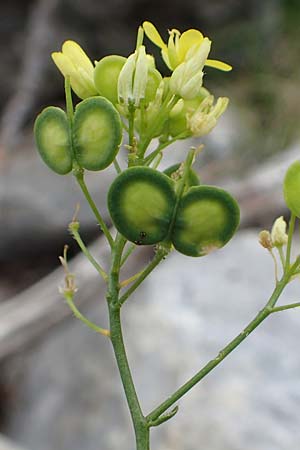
[271,216,288,247]
[259,230,273,250]
[118,46,149,108]
[52,40,97,99]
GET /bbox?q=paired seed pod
[283,160,300,217]
[108,167,240,256]
[34,96,122,174]
[172,186,240,256]
[108,167,176,245]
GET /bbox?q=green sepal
[164,163,200,187]
[34,106,72,175]
[73,96,122,171]
[172,185,240,257]
[94,55,126,104]
[108,167,176,245]
[283,160,300,217]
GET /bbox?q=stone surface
[3,230,300,450]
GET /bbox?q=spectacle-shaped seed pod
[172,186,240,257]
[73,96,122,171]
[94,55,126,104]
[283,160,300,217]
[108,167,176,245]
[164,163,200,187]
[34,106,72,175]
[144,68,162,105]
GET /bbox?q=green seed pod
[108,167,176,245]
[94,55,126,104]
[73,96,122,171]
[172,186,240,257]
[144,68,162,105]
[34,106,72,175]
[164,163,200,187]
[283,160,300,217]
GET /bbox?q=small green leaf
[108,167,176,245]
[94,55,126,104]
[34,106,72,175]
[283,160,300,217]
[172,185,240,257]
[73,96,122,171]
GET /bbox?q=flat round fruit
[73,96,122,171]
[283,160,300,218]
[34,106,72,175]
[108,167,176,245]
[94,55,126,104]
[172,185,240,257]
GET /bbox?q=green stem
[107,234,149,450]
[138,93,178,158]
[64,292,110,337]
[113,158,122,174]
[69,223,108,281]
[144,132,188,166]
[147,274,289,424]
[75,172,114,249]
[121,242,136,267]
[119,248,167,306]
[285,213,296,271]
[271,301,300,313]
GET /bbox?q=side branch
[147,276,288,423]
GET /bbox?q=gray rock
[4,230,300,450]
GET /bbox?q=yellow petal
[167,32,180,69]
[205,59,232,71]
[143,21,167,50]
[51,52,76,77]
[178,29,203,60]
[62,40,94,74]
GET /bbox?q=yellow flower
[169,37,211,99]
[143,21,232,72]
[52,40,97,99]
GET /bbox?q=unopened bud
[259,230,273,250]
[271,216,288,247]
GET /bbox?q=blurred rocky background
[0,0,300,449]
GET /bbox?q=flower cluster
[52,21,231,143]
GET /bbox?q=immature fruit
[73,96,122,171]
[283,160,300,217]
[34,106,72,175]
[144,68,162,104]
[164,163,200,187]
[108,167,176,245]
[172,185,240,257]
[94,55,126,104]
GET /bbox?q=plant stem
[147,274,289,423]
[69,223,108,281]
[271,301,300,313]
[107,234,149,449]
[119,248,167,306]
[75,172,114,249]
[64,292,110,337]
[285,213,296,271]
